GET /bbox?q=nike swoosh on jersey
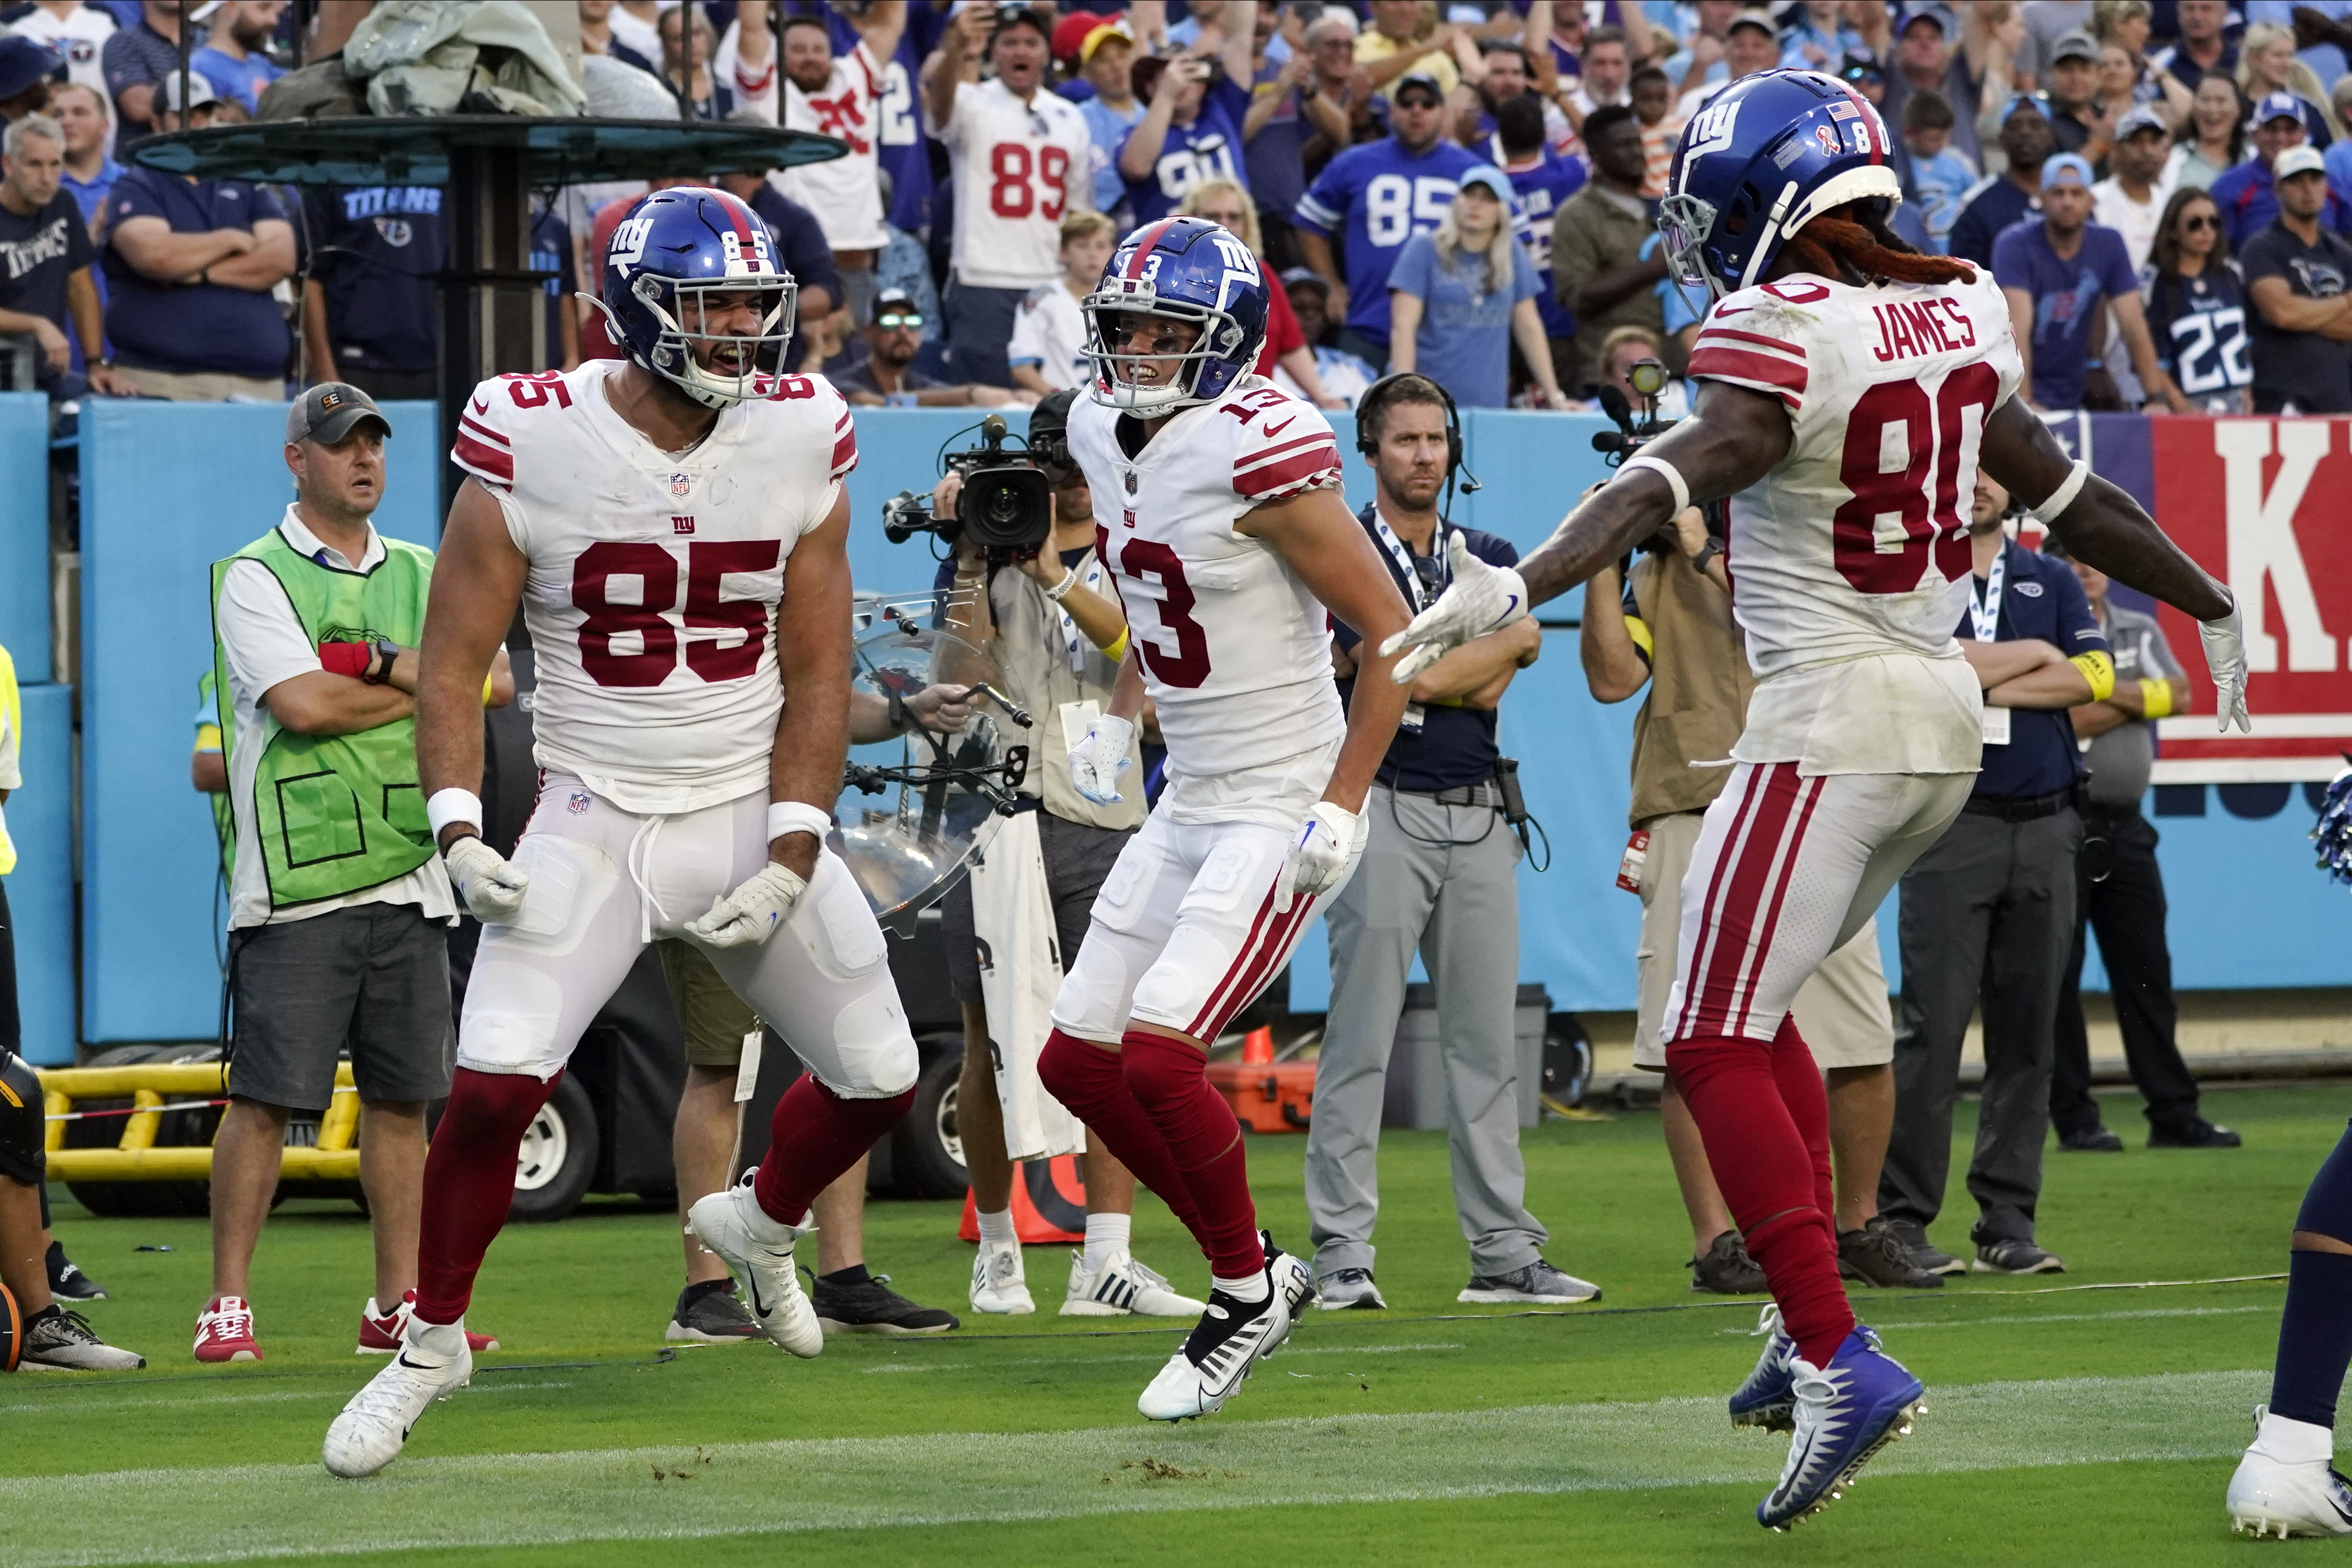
[470,396,488,414]
[1261,415,1296,437]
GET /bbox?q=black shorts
[941,810,1136,1004]
[229,903,455,1112]
[0,1051,43,1186]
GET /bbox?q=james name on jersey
[450,360,856,808]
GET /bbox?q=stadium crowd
[0,0,2347,413]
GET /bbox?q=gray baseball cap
[286,382,391,446]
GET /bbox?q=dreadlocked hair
[1779,205,1978,288]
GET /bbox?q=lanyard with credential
[1371,512,1446,612]
[1968,547,2007,643]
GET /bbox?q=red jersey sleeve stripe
[452,433,514,484]
[1237,429,1334,472]
[1237,443,1342,499]
[1695,327,1806,362]
[1687,347,1806,409]
[830,429,859,478]
[457,414,510,447]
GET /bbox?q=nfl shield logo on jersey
[671,473,692,497]
[567,791,591,816]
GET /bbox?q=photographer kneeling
[932,391,1203,1319]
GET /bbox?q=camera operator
[929,391,1202,1320]
[1303,373,1597,1312]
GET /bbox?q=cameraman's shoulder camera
[882,407,1072,565]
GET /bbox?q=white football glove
[443,835,529,924]
[1274,800,1369,914]
[686,861,810,949]
[1377,534,1531,684]
[1070,713,1136,805]
[2199,599,2253,734]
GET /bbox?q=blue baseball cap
[2041,152,2097,189]
[1457,165,1514,202]
[0,36,61,102]
[2257,89,2307,126]
[1998,89,2051,123]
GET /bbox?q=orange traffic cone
[1241,1025,1275,1064]
[958,1153,1087,1244]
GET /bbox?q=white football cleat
[2229,1406,2352,1538]
[322,1317,472,1478]
[1063,1247,1205,1317]
[1136,1237,1306,1422]
[685,1179,822,1358]
[970,1241,1036,1315]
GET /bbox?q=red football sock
[1037,1030,1208,1247]
[1121,1031,1264,1279]
[752,1074,914,1226]
[1770,1015,1836,1224]
[1665,1032,1854,1368]
[414,1067,558,1325]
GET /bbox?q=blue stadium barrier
[6,684,74,1063]
[78,399,441,1043]
[53,400,2352,1045]
[0,393,49,685]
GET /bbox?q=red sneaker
[193,1295,262,1363]
[358,1290,500,1355]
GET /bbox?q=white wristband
[1617,454,1690,516]
[425,788,483,842]
[767,800,832,844]
[1041,563,1080,602]
[2027,458,2090,526]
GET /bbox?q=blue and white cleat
[1728,1303,1797,1431]
[1757,1328,1925,1530]
[2228,1405,2352,1538]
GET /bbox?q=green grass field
[3,1081,2341,1567]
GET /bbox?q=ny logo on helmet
[609,215,656,270]
[1686,98,1742,161]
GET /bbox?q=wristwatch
[363,638,399,685]
[1693,537,1726,577]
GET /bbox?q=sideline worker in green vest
[204,382,513,1365]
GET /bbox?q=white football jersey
[778,42,888,252]
[1687,270,2023,675]
[452,359,856,815]
[1067,375,1347,782]
[929,77,1092,289]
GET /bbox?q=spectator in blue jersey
[1295,69,1484,370]
[99,74,293,401]
[2143,186,2254,413]
[1118,15,1255,230]
[300,185,442,402]
[1904,90,1977,255]
[2210,92,2352,250]
[1995,153,2187,413]
[1386,165,1561,410]
[1066,18,1142,218]
[1950,93,2053,269]
[1491,95,1581,394]
[1244,3,1340,273]
[190,1,284,116]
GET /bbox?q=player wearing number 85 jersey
[1037,215,1416,1424]
[324,186,916,1480]
[1382,69,2252,1529]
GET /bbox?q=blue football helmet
[1659,69,1904,301]
[597,186,796,408]
[1082,215,1269,417]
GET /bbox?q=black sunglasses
[2180,213,2219,232]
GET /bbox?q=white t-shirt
[607,3,666,69]
[714,20,779,120]
[214,508,458,930]
[928,77,1093,289]
[2092,174,2175,272]
[11,4,115,98]
[777,41,888,252]
[1006,282,1090,389]
[451,359,856,815]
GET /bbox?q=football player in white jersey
[322,187,918,1478]
[1385,71,2252,1528]
[1033,215,1416,1423]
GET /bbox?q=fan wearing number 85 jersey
[1379,69,2249,1527]
[324,187,920,1482]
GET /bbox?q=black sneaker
[1839,1216,1946,1290]
[2150,1118,2242,1149]
[810,1270,959,1336]
[1458,1259,1601,1304]
[18,1305,143,1370]
[2057,1125,2125,1153]
[1884,1219,1968,1277]
[46,1242,104,1302]
[1689,1230,1768,1294]
[1973,1237,2066,1274]
[666,1278,757,1342]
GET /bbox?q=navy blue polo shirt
[1956,538,2108,800]
[1331,504,1519,793]
[101,168,290,379]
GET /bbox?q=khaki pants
[1631,809,1895,1071]
[111,366,284,402]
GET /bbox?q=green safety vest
[210,525,436,910]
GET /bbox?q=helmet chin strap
[1737,180,1801,292]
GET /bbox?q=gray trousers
[1878,805,2082,1246]
[1304,789,1546,1279]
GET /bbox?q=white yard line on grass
[0,1369,2269,1566]
[1717,1305,2277,1335]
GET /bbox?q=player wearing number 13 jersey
[324,187,918,1479]
[1382,71,2252,1529]
[1036,215,1414,1424]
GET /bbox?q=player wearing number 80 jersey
[1381,69,2251,1529]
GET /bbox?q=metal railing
[39,1060,362,1181]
